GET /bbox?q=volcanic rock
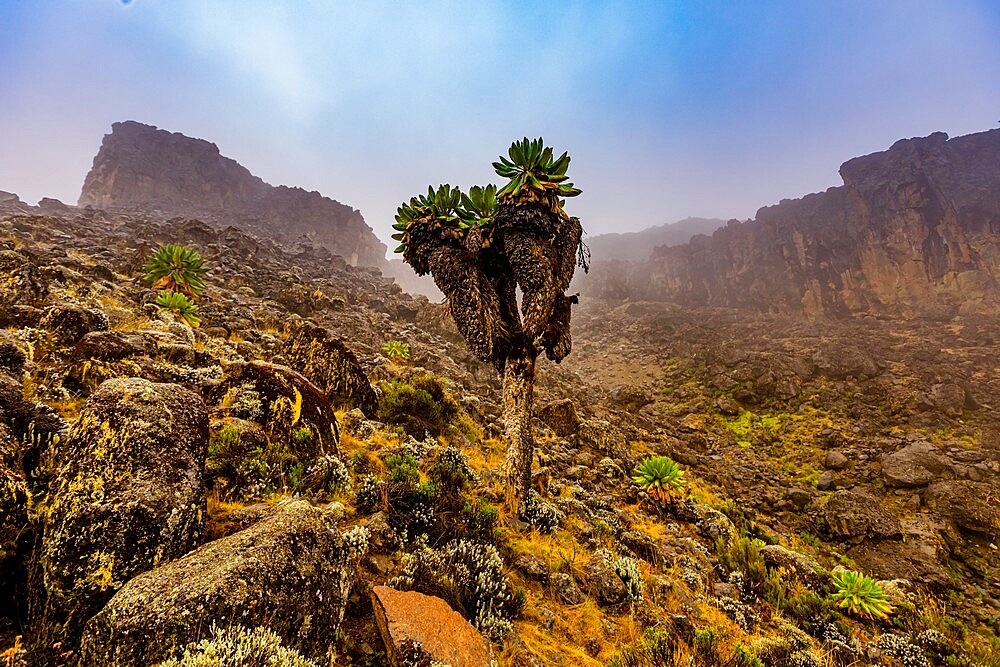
[371,586,493,667]
[537,399,581,437]
[880,442,953,488]
[823,489,902,541]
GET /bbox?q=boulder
[816,471,837,491]
[537,399,580,437]
[0,332,27,376]
[880,442,953,487]
[38,303,109,347]
[584,550,627,606]
[759,545,827,589]
[551,573,584,605]
[924,480,1000,539]
[79,500,351,666]
[0,250,48,311]
[282,321,378,416]
[72,331,157,361]
[579,418,626,459]
[35,378,207,656]
[846,541,951,591]
[823,490,901,541]
[823,450,849,470]
[371,586,492,667]
[929,383,967,417]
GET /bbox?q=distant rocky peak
[79,121,387,268]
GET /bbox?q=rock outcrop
[78,500,350,666]
[371,586,493,667]
[282,321,378,417]
[34,378,207,657]
[79,121,387,268]
[601,130,1000,317]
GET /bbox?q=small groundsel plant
[143,243,209,298]
[158,624,318,667]
[155,290,201,328]
[632,455,686,505]
[830,569,893,620]
[381,340,411,361]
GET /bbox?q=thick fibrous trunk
[500,344,537,512]
[428,245,502,363]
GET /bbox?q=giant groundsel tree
[393,138,588,511]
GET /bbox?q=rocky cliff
[79,121,387,267]
[608,130,1000,317]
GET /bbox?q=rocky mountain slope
[0,189,997,665]
[78,121,387,268]
[595,130,1000,317]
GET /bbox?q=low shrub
[377,374,457,436]
[159,625,317,667]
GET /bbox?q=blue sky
[1,1,999,249]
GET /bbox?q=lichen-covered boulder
[35,378,207,656]
[72,330,158,361]
[0,249,48,313]
[0,331,27,376]
[537,399,580,438]
[584,549,628,606]
[78,500,351,667]
[282,321,377,417]
[38,303,110,347]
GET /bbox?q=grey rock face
[79,500,351,667]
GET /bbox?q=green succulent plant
[493,137,581,218]
[632,456,686,505]
[381,340,411,361]
[142,244,209,299]
[830,570,893,620]
[391,184,465,254]
[459,184,498,228]
[155,290,201,328]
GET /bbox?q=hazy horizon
[2,1,999,255]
